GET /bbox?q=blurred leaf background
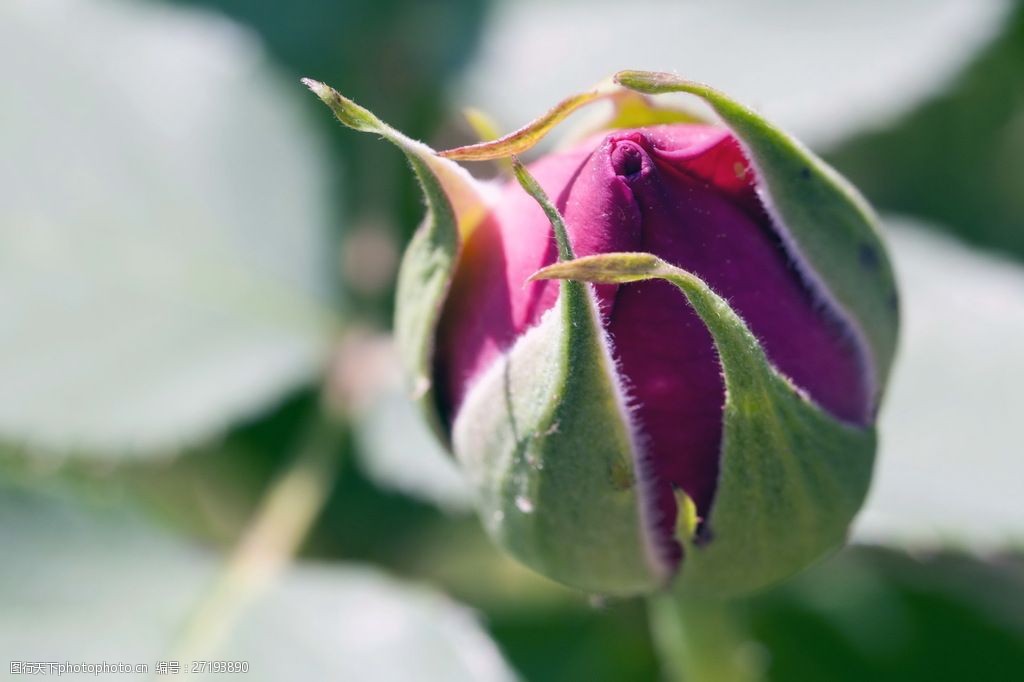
[1,0,1022,680]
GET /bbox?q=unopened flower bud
[307,71,899,597]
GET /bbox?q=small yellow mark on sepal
[674,489,701,544]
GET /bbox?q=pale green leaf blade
[339,335,473,512]
[854,219,1024,549]
[0,0,338,457]
[459,0,1007,148]
[0,485,518,682]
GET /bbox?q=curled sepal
[533,252,876,596]
[615,70,899,404]
[303,78,491,440]
[461,107,513,174]
[439,78,620,161]
[451,168,667,595]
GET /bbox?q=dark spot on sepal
[858,243,880,271]
[693,522,714,547]
[799,166,812,180]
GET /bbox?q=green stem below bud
[647,594,765,682]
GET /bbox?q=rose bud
[305,71,899,597]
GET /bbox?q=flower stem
[647,592,765,682]
[172,410,345,660]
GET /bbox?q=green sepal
[615,70,899,402]
[557,89,707,151]
[450,164,666,595]
[303,78,490,443]
[441,82,704,162]
[595,90,705,133]
[439,78,619,161]
[534,252,876,597]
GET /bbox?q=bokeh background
[2,0,1023,680]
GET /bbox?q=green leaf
[354,387,474,512]
[534,252,875,596]
[742,545,1024,681]
[342,336,474,512]
[170,0,487,234]
[826,3,1024,261]
[305,79,491,442]
[854,219,1024,549]
[450,167,666,596]
[615,71,899,400]
[0,484,518,682]
[0,0,338,457]
[458,0,1006,148]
